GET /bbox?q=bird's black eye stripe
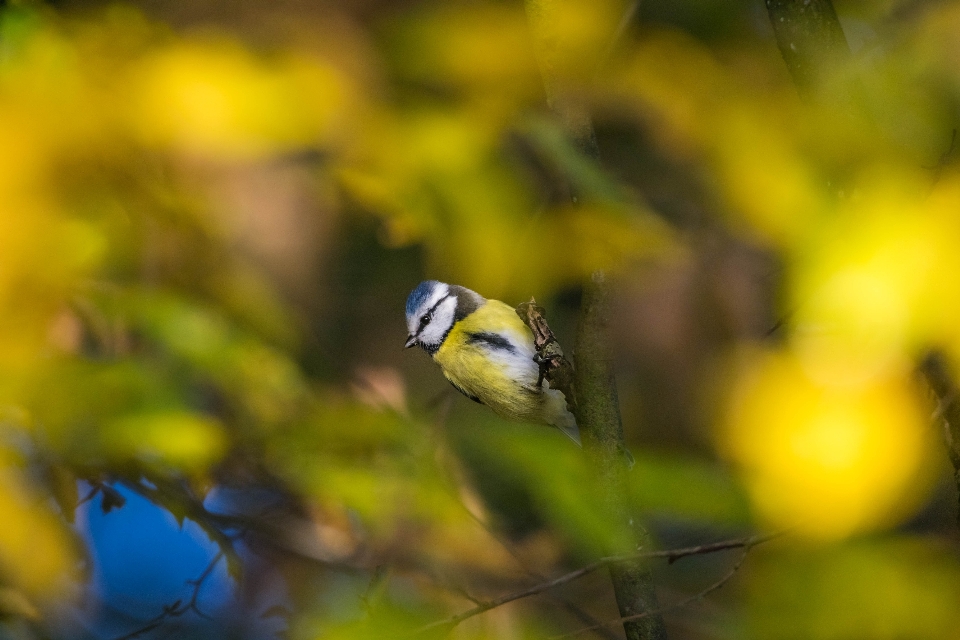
[416,294,451,334]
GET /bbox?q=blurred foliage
[0,0,954,639]
[745,537,960,639]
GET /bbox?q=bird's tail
[543,388,581,445]
[553,409,582,446]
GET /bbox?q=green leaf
[99,485,126,514]
[627,452,752,525]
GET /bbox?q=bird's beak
[405,334,417,349]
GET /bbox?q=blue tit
[404,280,580,446]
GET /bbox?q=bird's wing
[543,387,581,445]
[447,378,483,404]
[554,418,581,446]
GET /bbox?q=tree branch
[524,0,600,163]
[764,0,851,101]
[112,550,225,640]
[463,502,621,640]
[552,540,756,639]
[573,270,664,640]
[920,351,960,524]
[595,0,641,77]
[118,477,244,575]
[522,2,666,637]
[412,531,780,636]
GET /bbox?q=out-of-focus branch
[930,129,957,183]
[553,541,757,639]
[412,531,780,636]
[764,0,851,101]
[524,0,603,199]
[464,505,621,640]
[920,352,960,524]
[524,0,599,164]
[112,550,225,640]
[595,0,641,76]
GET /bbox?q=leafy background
[0,0,958,638]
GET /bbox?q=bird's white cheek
[418,323,442,345]
[420,298,457,346]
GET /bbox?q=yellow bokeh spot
[790,170,960,382]
[723,349,933,540]
[715,108,823,244]
[792,268,908,388]
[132,41,346,159]
[103,411,226,470]
[0,472,73,598]
[526,0,625,83]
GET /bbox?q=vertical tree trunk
[523,2,668,638]
[575,271,667,640]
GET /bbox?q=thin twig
[411,531,782,635]
[360,565,391,611]
[76,484,101,507]
[186,550,225,619]
[112,550,226,640]
[425,396,615,638]
[446,583,485,607]
[551,541,756,638]
[462,506,621,640]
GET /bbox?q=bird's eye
[420,313,431,326]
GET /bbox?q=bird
[404,280,581,446]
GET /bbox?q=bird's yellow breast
[434,300,544,423]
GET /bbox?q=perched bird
[404,280,580,445]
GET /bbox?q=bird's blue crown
[406,280,442,316]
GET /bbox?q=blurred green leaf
[462,418,634,555]
[746,537,960,640]
[102,410,225,470]
[628,452,752,525]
